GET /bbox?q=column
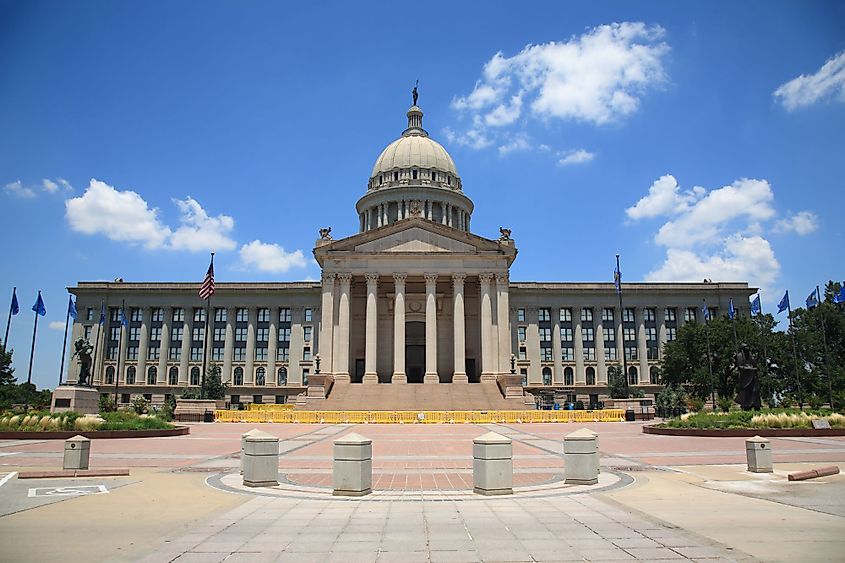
[158,307,171,385]
[118,321,129,384]
[392,273,407,383]
[452,273,467,383]
[525,308,540,384]
[267,307,278,386]
[573,307,584,384]
[479,273,495,381]
[595,313,607,383]
[616,307,625,374]
[637,307,648,385]
[441,202,447,224]
[657,306,668,349]
[334,273,351,382]
[319,273,335,375]
[552,311,563,384]
[383,204,388,226]
[289,307,304,384]
[496,273,510,375]
[245,307,257,384]
[223,307,235,382]
[363,273,379,384]
[424,273,439,383]
[179,311,191,385]
[138,307,150,385]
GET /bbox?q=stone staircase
[302,382,529,411]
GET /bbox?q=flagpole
[113,300,125,409]
[3,287,14,348]
[27,291,42,385]
[756,293,769,392]
[786,295,803,409]
[704,298,715,410]
[200,252,214,400]
[90,300,104,388]
[730,299,739,354]
[616,254,629,397]
[816,286,834,409]
[59,296,71,387]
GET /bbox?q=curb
[643,425,845,437]
[0,426,190,440]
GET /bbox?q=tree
[0,342,15,386]
[606,365,627,399]
[204,364,228,401]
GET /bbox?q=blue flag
[700,301,709,321]
[67,295,77,320]
[777,290,790,314]
[98,302,106,325]
[31,291,46,316]
[834,284,845,305]
[806,289,818,309]
[118,306,129,327]
[10,288,19,316]
[613,265,621,294]
[750,295,761,316]
[728,298,736,320]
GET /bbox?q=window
[230,394,240,405]
[126,347,138,360]
[84,326,92,341]
[110,308,119,322]
[277,347,289,361]
[131,308,142,322]
[256,328,269,342]
[302,326,312,342]
[171,327,183,341]
[581,308,593,322]
[192,326,205,341]
[564,367,574,386]
[168,367,178,385]
[584,348,596,361]
[169,347,181,360]
[393,171,399,181]
[236,308,248,322]
[520,369,527,386]
[257,308,269,322]
[517,308,525,322]
[650,366,660,384]
[255,348,267,361]
[648,346,660,360]
[581,328,594,341]
[431,171,437,182]
[277,367,288,385]
[193,308,205,323]
[623,308,635,323]
[644,308,656,322]
[518,346,526,360]
[173,308,184,322]
[538,308,550,322]
[233,367,244,385]
[278,328,291,342]
[302,369,310,385]
[542,367,552,386]
[304,308,312,322]
[602,308,614,322]
[708,307,718,320]
[121,393,130,404]
[212,348,224,361]
[664,308,676,322]
[628,366,639,385]
[107,346,118,360]
[110,327,121,341]
[539,327,551,342]
[541,348,553,362]
[233,348,246,361]
[447,175,451,185]
[256,367,266,385]
[149,327,161,341]
[126,366,136,384]
[517,326,526,342]
[603,327,615,342]
[147,366,157,385]
[412,169,418,179]
[235,327,248,341]
[148,347,161,360]
[586,367,596,386]
[623,327,637,341]
[86,307,94,321]
[562,348,574,361]
[190,347,203,361]
[129,327,140,341]
[105,366,115,384]
[666,327,677,341]
[303,347,311,361]
[143,393,152,402]
[645,327,657,341]
[560,308,571,322]
[561,328,573,341]
[214,308,227,322]
[279,308,291,322]
[604,347,618,361]
[625,347,638,360]
[213,327,225,341]
[191,367,200,386]
[151,308,163,322]
[684,307,697,323]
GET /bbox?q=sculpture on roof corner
[412,80,418,106]
[499,227,512,241]
[319,227,332,240]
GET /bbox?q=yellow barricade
[214,409,625,424]
[246,404,295,411]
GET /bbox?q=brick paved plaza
[1,421,844,562]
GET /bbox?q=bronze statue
[72,338,94,386]
[319,227,332,240]
[734,344,761,410]
[499,227,512,241]
[412,80,419,106]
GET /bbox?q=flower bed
[0,410,175,433]
[660,409,844,430]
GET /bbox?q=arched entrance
[406,321,425,383]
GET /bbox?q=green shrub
[130,395,150,415]
[662,408,842,430]
[99,411,173,430]
[687,397,705,412]
[99,395,116,413]
[717,396,733,413]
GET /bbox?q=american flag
[199,254,215,300]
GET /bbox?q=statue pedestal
[51,386,100,415]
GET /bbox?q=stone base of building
[362,373,379,385]
[424,373,439,384]
[452,372,468,384]
[51,386,100,415]
[480,372,497,383]
[391,373,407,384]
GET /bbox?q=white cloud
[775,211,819,235]
[450,22,669,150]
[626,175,704,219]
[557,148,595,166]
[57,178,72,191]
[774,51,845,110]
[169,197,236,252]
[65,179,172,249]
[42,179,59,193]
[48,321,66,331]
[498,134,531,156]
[3,180,36,198]
[443,125,493,150]
[239,240,307,273]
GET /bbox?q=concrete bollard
[240,428,262,475]
[473,431,513,496]
[564,428,599,485]
[63,435,91,470]
[242,430,279,487]
[333,433,372,496]
[746,436,773,473]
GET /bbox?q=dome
[371,135,458,178]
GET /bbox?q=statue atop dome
[412,80,418,106]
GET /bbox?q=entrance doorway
[353,359,364,383]
[406,321,425,383]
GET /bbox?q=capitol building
[67,100,754,409]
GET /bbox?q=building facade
[67,102,754,407]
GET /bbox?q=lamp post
[315,354,321,375]
[510,354,516,374]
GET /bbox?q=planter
[643,425,845,438]
[0,426,190,440]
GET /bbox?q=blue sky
[1,1,844,390]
